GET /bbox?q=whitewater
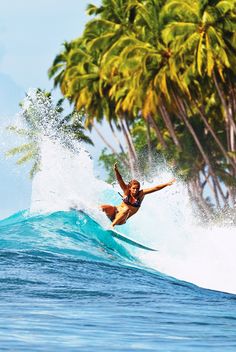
[1,92,236,351]
[31,137,236,295]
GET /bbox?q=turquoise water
[0,210,236,351]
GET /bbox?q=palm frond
[216,0,235,16]
[29,162,41,179]
[16,150,35,165]
[86,4,101,16]
[161,0,198,22]
[6,125,29,137]
[162,22,196,44]
[5,143,36,157]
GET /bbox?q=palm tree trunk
[118,117,137,176]
[146,116,152,167]
[192,99,236,173]
[124,115,138,161]
[213,178,221,208]
[202,169,220,208]
[172,90,227,206]
[148,114,167,149]
[159,96,182,149]
[227,79,236,134]
[213,71,236,151]
[188,179,211,219]
[93,124,129,168]
[228,86,236,156]
[108,120,126,155]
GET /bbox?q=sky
[0,0,104,219]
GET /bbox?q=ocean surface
[1,91,236,351]
[0,209,236,352]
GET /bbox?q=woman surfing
[100,163,176,228]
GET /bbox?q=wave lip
[0,210,136,264]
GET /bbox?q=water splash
[21,90,236,294]
[30,137,110,217]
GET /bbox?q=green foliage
[6,90,93,179]
[98,148,127,183]
[49,0,236,209]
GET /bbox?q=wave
[5,91,236,295]
[28,137,236,295]
[1,205,236,295]
[0,210,138,264]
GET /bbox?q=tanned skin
[100,163,176,228]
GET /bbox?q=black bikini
[123,194,142,208]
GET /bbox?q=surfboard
[76,210,157,251]
[107,229,158,251]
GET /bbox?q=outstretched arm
[143,178,176,195]
[114,163,127,193]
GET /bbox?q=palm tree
[49,0,236,211]
[49,2,142,174]
[6,89,93,178]
[160,0,236,158]
[160,0,236,205]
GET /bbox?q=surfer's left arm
[142,178,176,195]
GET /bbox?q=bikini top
[122,193,142,208]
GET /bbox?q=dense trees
[49,0,236,213]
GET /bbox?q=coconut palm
[6,89,93,178]
[160,0,236,157]
[49,0,236,210]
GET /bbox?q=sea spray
[131,175,236,294]
[30,136,112,218]
[19,89,236,294]
[32,134,236,293]
[15,90,110,221]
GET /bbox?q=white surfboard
[108,229,158,251]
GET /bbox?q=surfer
[100,163,176,228]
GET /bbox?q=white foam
[27,90,236,295]
[30,137,110,218]
[30,137,236,294]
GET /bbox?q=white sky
[0,0,104,219]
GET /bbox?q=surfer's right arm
[114,163,127,192]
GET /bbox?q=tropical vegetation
[47,0,236,216]
[6,89,93,178]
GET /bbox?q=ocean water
[1,91,236,351]
[0,209,236,352]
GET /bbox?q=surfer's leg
[100,205,118,221]
[111,209,130,227]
